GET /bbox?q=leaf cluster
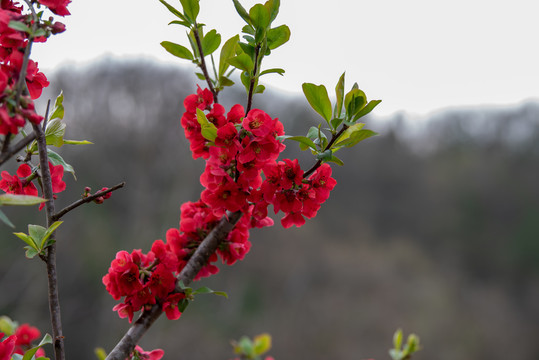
[232,333,272,360]
[13,221,63,259]
[389,329,421,360]
[176,280,228,313]
[281,73,380,166]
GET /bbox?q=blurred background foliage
[1,59,538,360]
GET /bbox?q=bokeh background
[0,59,538,360]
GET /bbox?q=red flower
[0,163,37,196]
[132,345,164,360]
[49,162,66,193]
[242,109,274,138]
[14,324,40,347]
[0,333,16,360]
[25,60,49,99]
[309,163,337,203]
[183,86,213,113]
[281,211,305,228]
[162,293,185,320]
[38,0,71,16]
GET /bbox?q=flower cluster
[0,0,69,135]
[105,87,337,324]
[102,241,186,322]
[0,323,45,360]
[0,161,66,209]
[83,186,112,204]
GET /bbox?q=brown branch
[52,182,126,221]
[32,122,65,360]
[303,124,349,178]
[245,45,261,115]
[0,132,36,166]
[105,210,243,360]
[193,24,218,104]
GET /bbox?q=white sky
[31,0,539,117]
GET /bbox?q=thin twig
[32,122,65,360]
[193,24,218,104]
[303,124,349,178]
[245,45,261,115]
[105,211,243,360]
[52,182,126,221]
[0,132,36,166]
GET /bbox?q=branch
[52,182,126,221]
[303,124,349,178]
[193,24,218,104]
[105,210,243,360]
[0,132,36,166]
[32,122,65,360]
[245,45,261,115]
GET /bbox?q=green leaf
[254,84,265,94]
[49,91,64,120]
[0,316,17,336]
[22,333,52,360]
[327,154,344,166]
[212,291,228,298]
[177,298,189,312]
[168,19,191,27]
[179,0,200,22]
[62,139,93,145]
[195,72,206,80]
[219,35,239,76]
[0,209,14,228]
[161,41,194,60]
[158,0,189,22]
[94,347,107,360]
[14,232,38,250]
[277,135,317,151]
[40,221,62,249]
[218,76,235,87]
[8,20,30,33]
[264,0,280,23]
[335,126,378,149]
[240,71,250,93]
[0,194,46,206]
[238,42,255,58]
[344,88,367,119]
[393,329,403,350]
[28,224,46,246]
[227,53,254,73]
[302,83,332,123]
[259,68,285,76]
[24,246,39,259]
[267,25,290,50]
[316,149,333,161]
[201,29,221,56]
[196,108,217,142]
[47,149,76,180]
[241,25,255,35]
[352,99,382,121]
[232,0,251,25]
[249,4,270,30]
[45,118,66,147]
[334,72,345,119]
[253,333,272,356]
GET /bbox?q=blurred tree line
[0,59,538,360]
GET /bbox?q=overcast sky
[32,0,539,118]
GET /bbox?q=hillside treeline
[0,59,538,360]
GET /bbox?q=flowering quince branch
[51,182,126,221]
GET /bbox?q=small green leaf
[264,0,280,23]
[316,149,333,161]
[0,316,18,336]
[352,99,382,121]
[254,84,265,94]
[168,19,191,27]
[179,0,200,22]
[232,0,251,25]
[393,329,403,350]
[14,232,38,250]
[227,53,254,73]
[45,118,66,147]
[196,108,218,142]
[219,76,235,87]
[253,333,272,356]
[267,25,290,50]
[158,0,189,22]
[249,4,270,30]
[49,91,64,120]
[47,149,76,179]
[177,298,189,312]
[302,83,332,123]
[241,25,255,35]
[259,68,285,77]
[278,135,317,151]
[0,209,14,228]
[0,194,46,206]
[344,88,367,119]
[40,221,63,249]
[195,72,206,80]
[334,72,345,119]
[201,29,221,56]
[22,333,52,360]
[161,41,194,60]
[212,291,228,298]
[94,348,107,360]
[8,20,30,33]
[24,246,39,259]
[327,155,344,166]
[62,139,93,145]
[219,35,239,77]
